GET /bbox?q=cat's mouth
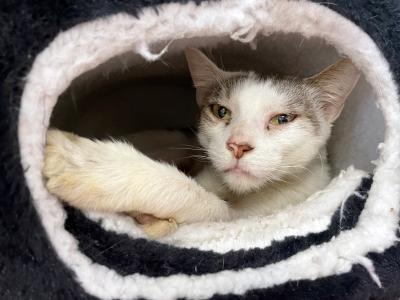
[223,165,258,179]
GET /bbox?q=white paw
[131,212,178,239]
[42,130,91,201]
[140,218,178,239]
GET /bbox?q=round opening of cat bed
[18,1,400,299]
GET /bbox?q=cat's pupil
[277,114,289,124]
[218,107,227,118]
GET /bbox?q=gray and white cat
[43,48,360,238]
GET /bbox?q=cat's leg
[43,130,232,232]
[194,167,230,199]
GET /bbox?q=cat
[43,48,360,238]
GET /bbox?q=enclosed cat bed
[3,0,400,299]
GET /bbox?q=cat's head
[185,48,360,194]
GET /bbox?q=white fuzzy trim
[18,0,400,299]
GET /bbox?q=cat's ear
[306,58,360,122]
[185,47,236,106]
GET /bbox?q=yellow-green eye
[211,104,231,120]
[270,113,296,125]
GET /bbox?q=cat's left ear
[306,58,361,123]
[185,47,240,107]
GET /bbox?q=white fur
[18,0,400,299]
[186,56,358,217]
[194,80,331,216]
[44,130,231,223]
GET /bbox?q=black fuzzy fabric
[1,1,400,300]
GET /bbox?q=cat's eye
[270,113,297,126]
[211,104,231,121]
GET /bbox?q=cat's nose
[226,142,254,159]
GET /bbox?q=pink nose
[226,142,254,159]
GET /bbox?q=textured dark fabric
[1,1,400,300]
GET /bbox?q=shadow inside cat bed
[51,33,383,177]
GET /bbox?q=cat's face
[185,48,360,194]
[196,76,331,193]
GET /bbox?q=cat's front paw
[140,218,178,239]
[132,213,178,238]
[43,130,95,205]
[43,130,76,194]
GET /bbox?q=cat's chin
[222,170,264,194]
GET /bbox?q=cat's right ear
[185,47,231,106]
[306,58,360,123]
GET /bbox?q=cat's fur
[43,48,360,238]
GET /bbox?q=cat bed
[3,0,400,299]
